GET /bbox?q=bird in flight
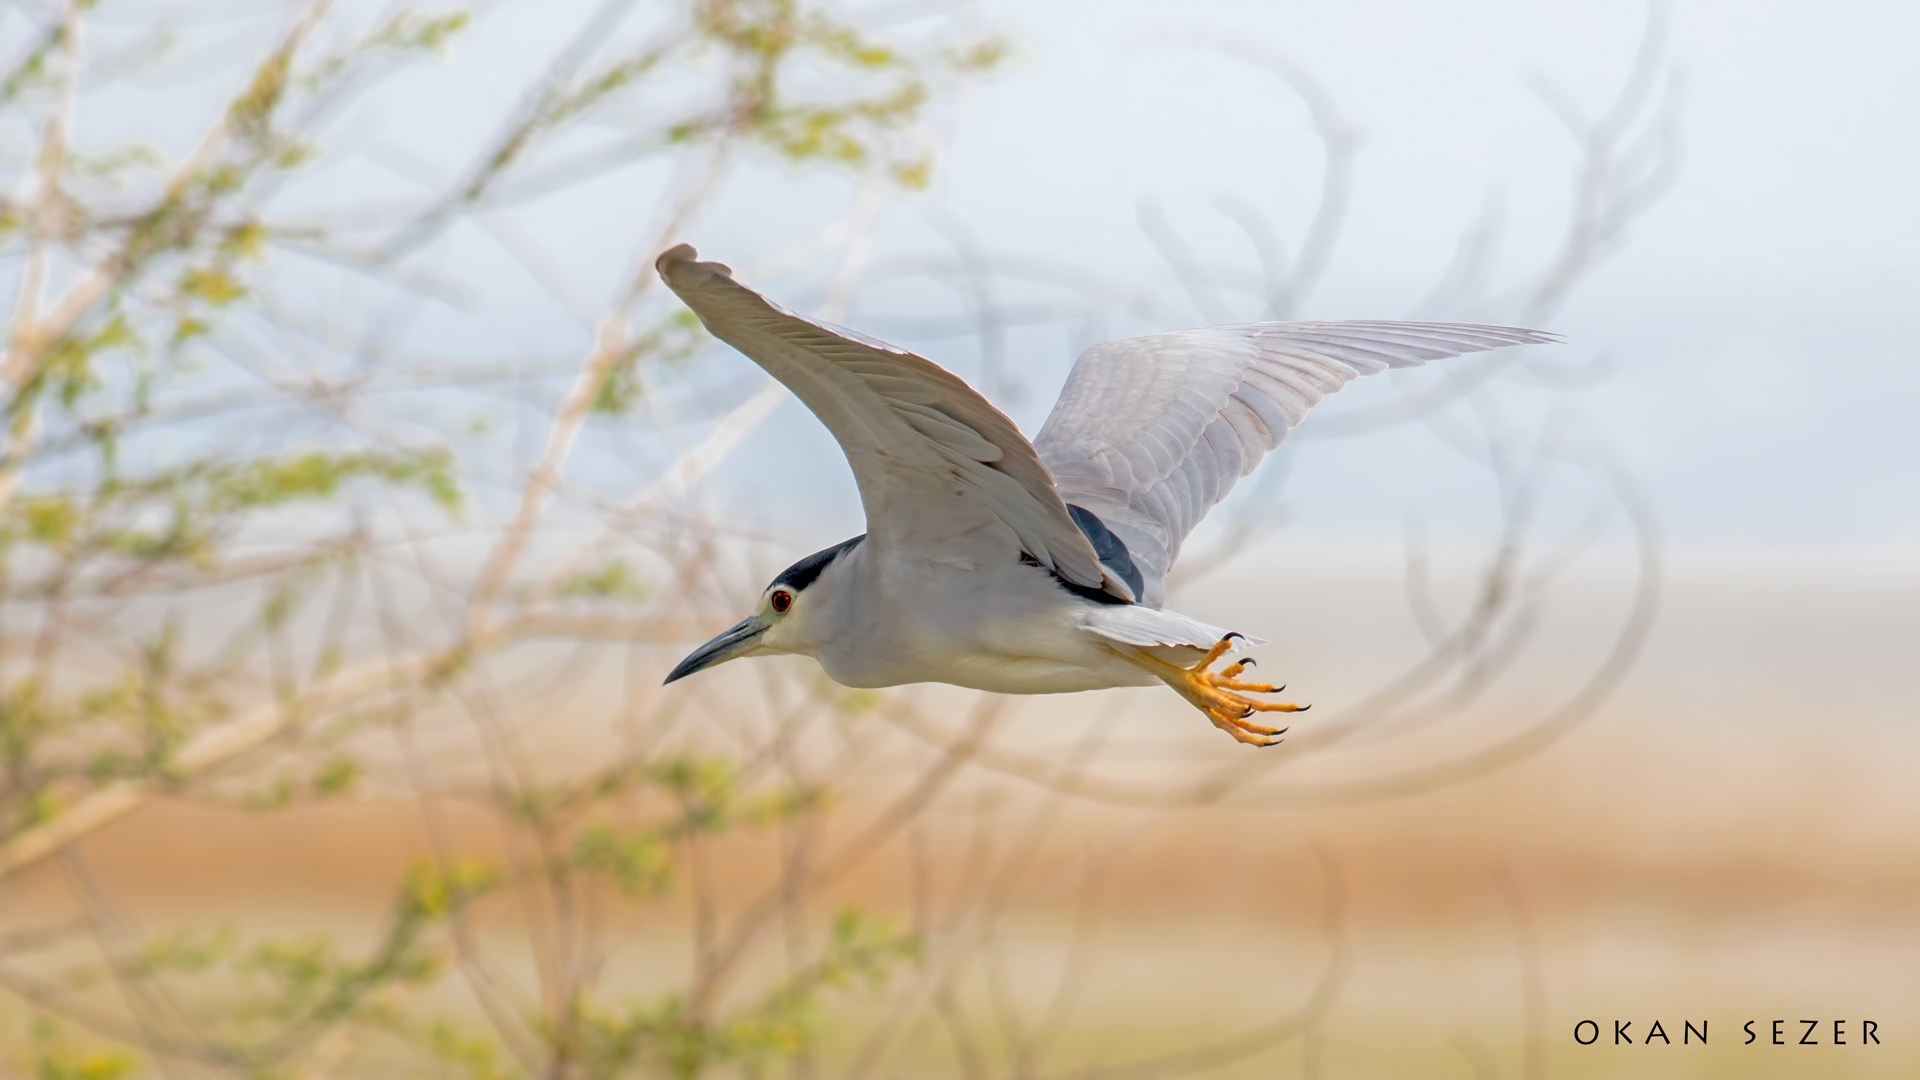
[657,245,1552,746]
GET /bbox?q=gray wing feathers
[1035,321,1554,604]
[657,244,1125,598]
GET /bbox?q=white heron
[658,244,1552,745]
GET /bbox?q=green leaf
[313,755,361,797]
[555,560,650,603]
[573,825,673,897]
[401,858,499,918]
[180,266,246,305]
[168,316,210,346]
[20,496,79,547]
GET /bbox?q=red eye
[769,589,792,613]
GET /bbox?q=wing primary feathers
[656,243,1134,603]
[658,245,1550,611]
[1035,319,1556,604]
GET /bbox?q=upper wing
[656,244,1129,599]
[1034,321,1556,605]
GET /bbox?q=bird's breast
[808,556,1152,695]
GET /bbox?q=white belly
[808,557,1160,695]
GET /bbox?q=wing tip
[1432,323,1563,347]
[656,243,734,292]
[1251,320,1564,347]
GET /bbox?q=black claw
[1239,658,1258,669]
[1239,705,1255,719]
[1223,631,1244,643]
[1296,704,1312,712]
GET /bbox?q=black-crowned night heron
[658,244,1553,746]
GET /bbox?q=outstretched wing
[1034,321,1555,605]
[657,244,1130,599]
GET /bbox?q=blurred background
[1,1,1914,1077]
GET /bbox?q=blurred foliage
[0,0,1668,1075]
[0,0,989,1076]
[28,1019,139,1080]
[573,912,917,1080]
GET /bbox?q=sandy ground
[3,542,1917,1077]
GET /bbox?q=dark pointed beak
[663,616,769,685]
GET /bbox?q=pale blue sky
[41,1,1919,551]
[690,0,1920,550]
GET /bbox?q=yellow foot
[1124,634,1309,747]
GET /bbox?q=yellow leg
[1114,636,1308,747]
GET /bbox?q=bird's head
[663,535,864,685]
